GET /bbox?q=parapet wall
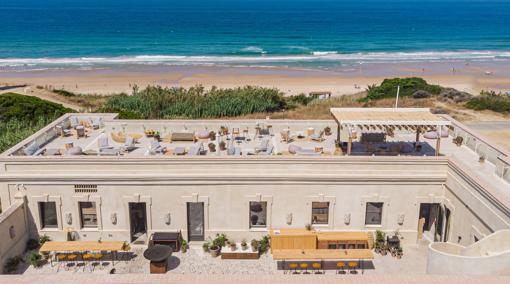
[0,200,29,274]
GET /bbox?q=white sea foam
[0,51,509,68]
[312,51,338,56]
[241,46,267,54]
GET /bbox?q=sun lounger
[255,138,270,153]
[188,142,204,156]
[258,145,274,155]
[98,136,113,150]
[149,140,166,154]
[122,136,137,152]
[174,147,186,155]
[91,117,103,129]
[23,142,45,156]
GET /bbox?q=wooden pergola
[330,108,451,156]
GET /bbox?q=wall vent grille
[74,185,98,193]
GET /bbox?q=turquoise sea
[1,0,510,70]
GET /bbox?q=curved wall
[427,230,510,275]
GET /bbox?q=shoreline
[1,60,510,96]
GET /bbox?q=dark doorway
[187,202,204,241]
[129,202,147,243]
[419,203,440,232]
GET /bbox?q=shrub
[361,77,441,102]
[0,93,73,153]
[258,235,270,254]
[27,252,42,267]
[0,92,72,121]
[26,238,40,251]
[4,255,23,273]
[53,89,76,97]
[465,91,510,113]
[212,233,228,248]
[39,234,51,245]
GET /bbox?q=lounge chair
[310,130,325,142]
[98,136,113,150]
[280,130,292,143]
[149,140,166,154]
[122,136,137,152]
[255,138,270,153]
[174,147,186,155]
[56,124,71,137]
[70,116,80,129]
[91,117,103,130]
[226,142,241,156]
[188,142,204,156]
[23,142,45,156]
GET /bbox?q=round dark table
[144,245,173,273]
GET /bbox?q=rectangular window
[79,201,98,228]
[249,201,267,228]
[365,202,383,225]
[311,202,329,225]
[39,202,58,229]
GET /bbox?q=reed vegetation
[99,85,300,119]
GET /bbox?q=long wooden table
[272,249,374,274]
[40,241,126,266]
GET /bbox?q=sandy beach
[1,60,510,96]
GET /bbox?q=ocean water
[1,0,510,70]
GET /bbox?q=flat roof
[330,108,451,127]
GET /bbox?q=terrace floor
[19,241,429,276]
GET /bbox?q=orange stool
[288,263,298,274]
[300,263,309,274]
[312,262,322,274]
[336,261,346,274]
[348,261,358,274]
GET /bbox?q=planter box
[220,244,259,260]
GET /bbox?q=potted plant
[241,240,248,251]
[27,252,42,268]
[305,223,312,231]
[258,235,270,254]
[208,143,216,152]
[380,244,388,256]
[479,155,486,163]
[324,126,332,136]
[251,239,259,252]
[375,230,385,251]
[209,243,221,257]
[209,131,216,140]
[453,136,463,146]
[154,131,161,141]
[220,126,228,135]
[374,242,381,254]
[219,141,226,151]
[230,241,237,251]
[181,239,188,253]
[396,247,403,259]
[202,241,210,253]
